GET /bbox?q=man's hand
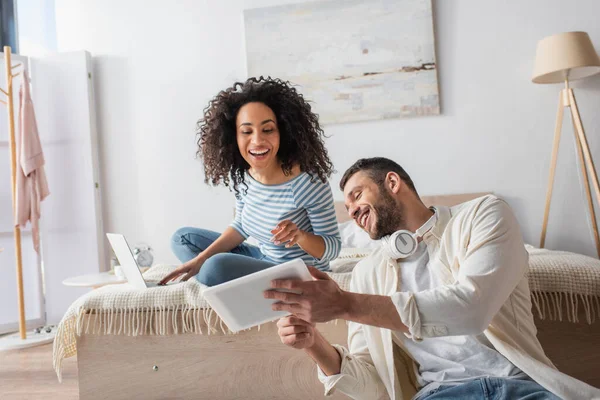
[277,316,316,349]
[264,267,349,324]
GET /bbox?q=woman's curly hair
[197,76,334,197]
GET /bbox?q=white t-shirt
[392,241,526,398]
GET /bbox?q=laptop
[106,233,174,289]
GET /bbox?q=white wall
[54,0,600,265]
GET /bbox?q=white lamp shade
[532,31,600,84]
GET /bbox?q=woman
[160,77,341,287]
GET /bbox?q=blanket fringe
[531,291,598,324]
[70,305,357,341]
[69,304,400,341]
[72,305,237,338]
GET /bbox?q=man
[264,157,599,399]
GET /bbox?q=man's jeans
[418,377,560,400]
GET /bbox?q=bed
[53,193,600,399]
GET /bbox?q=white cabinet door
[0,53,45,334]
[29,51,104,324]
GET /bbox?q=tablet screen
[203,258,312,332]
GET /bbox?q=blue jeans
[171,227,276,286]
[418,377,560,400]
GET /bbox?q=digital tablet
[202,258,312,332]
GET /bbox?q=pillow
[338,221,381,249]
[330,247,373,273]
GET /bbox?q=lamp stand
[540,79,600,257]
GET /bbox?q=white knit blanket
[52,246,600,381]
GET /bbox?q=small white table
[62,271,127,289]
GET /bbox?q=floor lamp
[533,32,600,257]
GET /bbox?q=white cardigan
[319,195,600,400]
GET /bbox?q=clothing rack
[2,45,26,340]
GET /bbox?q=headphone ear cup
[382,231,417,259]
[395,232,418,258]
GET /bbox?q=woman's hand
[158,258,205,285]
[277,316,316,349]
[271,220,306,248]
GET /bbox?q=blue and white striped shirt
[231,172,341,271]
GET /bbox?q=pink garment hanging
[15,70,49,253]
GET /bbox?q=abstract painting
[244,0,439,125]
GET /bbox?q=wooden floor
[0,343,79,400]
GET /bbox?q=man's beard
[370,189,405,240]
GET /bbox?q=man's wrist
[305,327,323,352]
[339,290,355,320]
[305,330,342,375]
[304,327,325,360]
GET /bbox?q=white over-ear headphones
[381,209,437,259]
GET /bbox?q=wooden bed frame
[74,193,600,399]
[76,318,349,399]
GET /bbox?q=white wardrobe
[0,50,104,332]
